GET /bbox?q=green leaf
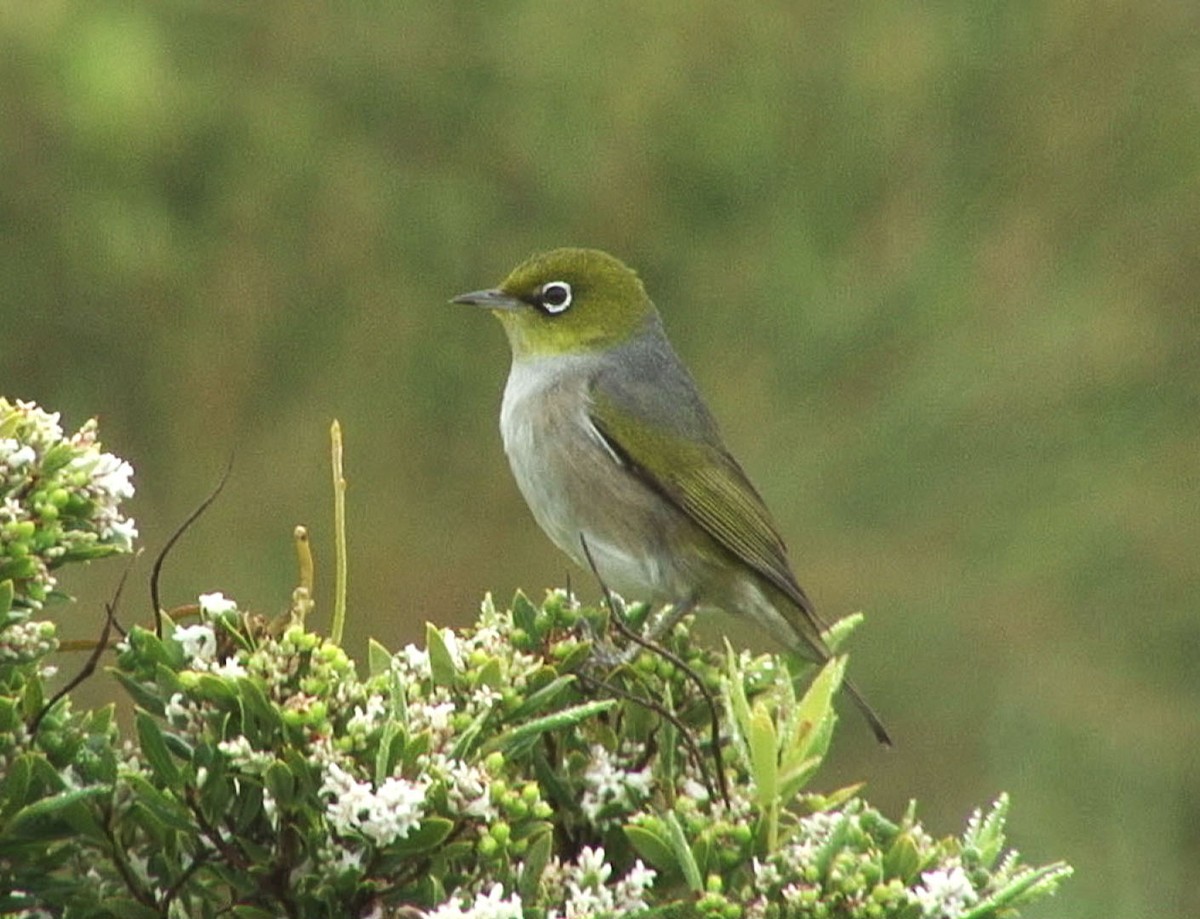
[5,786,110,840]
[624,823,676,873]
[0,557,37,581]
[961,862,1074,918]
[512,590,538,635]
[58,543,123,563]
[375,720,404,785]
[813,812,852,877]
[426,623,459,686]
[518,826,554,900]
[777,755,822,803]
[476,656,503,689]
[19,674,44,721]
[392,817,455,855]
[265,761,295,806]
[963,794,1010,868]
[368,637,392,677]
[786,655,844,769]
[136,623,184,670]
[231,907,279,919]
[136,712,182,786]
[532,750,577,816]
[747,706,778,807]
[231,781,265,833]
[658,696,677,794]
[820,612,864,654]
[194,673,239,706]
[664,811,703,892]
[507,674,576,720]
[0,697,17,735]
[0,579,12,617]
[0,754,33,820]
[691,832,714,878]
[724,640,754,743]
[883,832,922,881]
[97,897,162,919]
[125,774,195,833]
[236,676,280,735]
[554,640,592,672]
[110,671,165,715]
[449,704,493,761]
[482,699,616,757]
[803,782,863,813]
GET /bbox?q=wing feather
[588,394,820,621]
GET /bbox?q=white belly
[499,356,674,600]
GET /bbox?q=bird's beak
[450,288,522,310]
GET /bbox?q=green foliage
[2,588,1071,918]
[0,405,1070,919]
[0,404,1072,917]
[0,398,1070,911]
[0,398,138,611]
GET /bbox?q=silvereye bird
[453,248,891,745]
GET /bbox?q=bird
[452,247,891,745]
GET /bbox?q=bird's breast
[498,355,681,600]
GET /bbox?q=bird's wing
[587,386,823,628]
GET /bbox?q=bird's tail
[842,675,893,746]
[747,582,894,746]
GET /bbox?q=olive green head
[452,248,657,358]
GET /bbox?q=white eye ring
[539,281,572,313]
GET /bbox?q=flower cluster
[0,398,1073,917]
[102,587,1075,918]
[541,845,657,918]
[580,742,655,825]
[0,398,137,610]
[1,489,1070,919]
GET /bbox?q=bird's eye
[538,281,573,314]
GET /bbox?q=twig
[150,453,235,637]
[329,420,347,645]
[577,535,730,807]
[31,550,139,733]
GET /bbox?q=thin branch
[150,453,235,637]
[31,550,139,733]
[577,534,730,807]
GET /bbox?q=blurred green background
[4,2,1198,916]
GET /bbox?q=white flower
[434,755,496,819]
[679,777,710,802]
[397,643,431,678]
[262,788,278,828]
[173,624,216,665]
[320,761,428,846]
[88,452,136,500]
[425,701,456,732]
[427,883,523,919]
[3,443,36,468]
[106,515,139,548]
[217,735,272,774]
[580,745,653,823]
[614,859,656,912]
[752,856,781,890]
[346,695,386,735]
[211,657,247,679]
[164,693,191,725]
[199,592,238,616]
[471,683,502,709]
[15,401,64,441]
[575,845,612,886]
[913,864,978,918]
